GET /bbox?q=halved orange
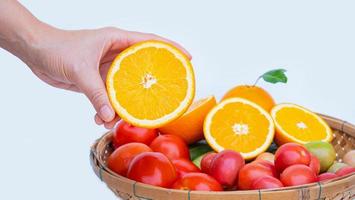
[106,41,195,128]
[204,98,275,160]
[159,96,217,144]
[271,103,333,145]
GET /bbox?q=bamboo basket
[90,114,355,200]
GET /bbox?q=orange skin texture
[172,159,201,178]
[159,96,217,144]
[127,152,177,188]
[150,134,190,160]
[107,143,152,176]
[221,85,275,112]
[172,173,223,191]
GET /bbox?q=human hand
[23,26,191,129]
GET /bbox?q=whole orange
[221,85,275,112]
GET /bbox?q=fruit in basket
[112,121,158,148]
[150,134,190,160]
[238,162,276,190]
[271,103,333,145]
[189,141,213,161]
[159,96,217,144]
[256,152,275,163]
[208,150,245,187]
[305,141,336,173]
[172,159,201,178]
[327,162,348,173]
[172,172,222,191]
[200,152,217,174]
[221,85,275,112]
[251,176,284,190]
[309,155,321,175]
[274,143,311,173]
[280,164,317,186]
[106,40,195,128]
[335,166,355,177]
[204,98,275,160]
[343,150,355,167]
[253,160,278,178]
[107,143,152,176]
[317,172,338,182]
[221,69,288,112]
[127,152,177,188]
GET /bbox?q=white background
[1,1,354,199]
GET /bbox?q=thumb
[75,69,115,122]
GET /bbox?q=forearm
[0,0,51,64]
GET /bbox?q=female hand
[24,26,191,129]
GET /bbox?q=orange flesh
[274,107,328,142]
[209,102,271,153]
[113,47,188,120]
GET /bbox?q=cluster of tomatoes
[107,121,355,191]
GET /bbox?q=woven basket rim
[90,113,355,199]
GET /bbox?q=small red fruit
[209,150,245,187]
[335,166,355,177]
[112,121,158,148]
[150,134,190,160]
[253,160,279,178]
[172,172,223,191]
[280,164,317,186]
[317,172,338,182]
[172,159,201,178]
[127,152,177,188]
[200,152,217,174]
[107,143,152,176]
[251,176,284,190]
[238,162,275,190]
[275,143,311,173]
[309,155,321,175]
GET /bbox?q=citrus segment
[271,103,333,145]
[204,98,275,160]
[106,41,195,128]
[159,96,217,144]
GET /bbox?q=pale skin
[0,0,191,129]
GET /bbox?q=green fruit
[189,141,213,161]
[327,162,348,173]
[305,141,336,172]
[192,152,212,168]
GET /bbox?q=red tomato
[172,159,201,178]
[253,160,279,178]
[275,143,311,173]
[172,172,222,191]
[309,155,320,175]
[113,121,158,148]
[335,166,355,177]
[280,164,317,186]
[107,143,152,176]
[237,162,275,190]
[317,172,338,182]
[209,150,245,187]
[201,152,217,174]
[251,176,284,190]
[127,152,177,188]
[150,134,190,160]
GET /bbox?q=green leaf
[261,69,288,84]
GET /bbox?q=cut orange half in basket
[159,96,217,144]
[271,103,333,145]
[203,98,275,160]
[106,40,195,128]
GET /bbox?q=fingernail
[100,105,114,121]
